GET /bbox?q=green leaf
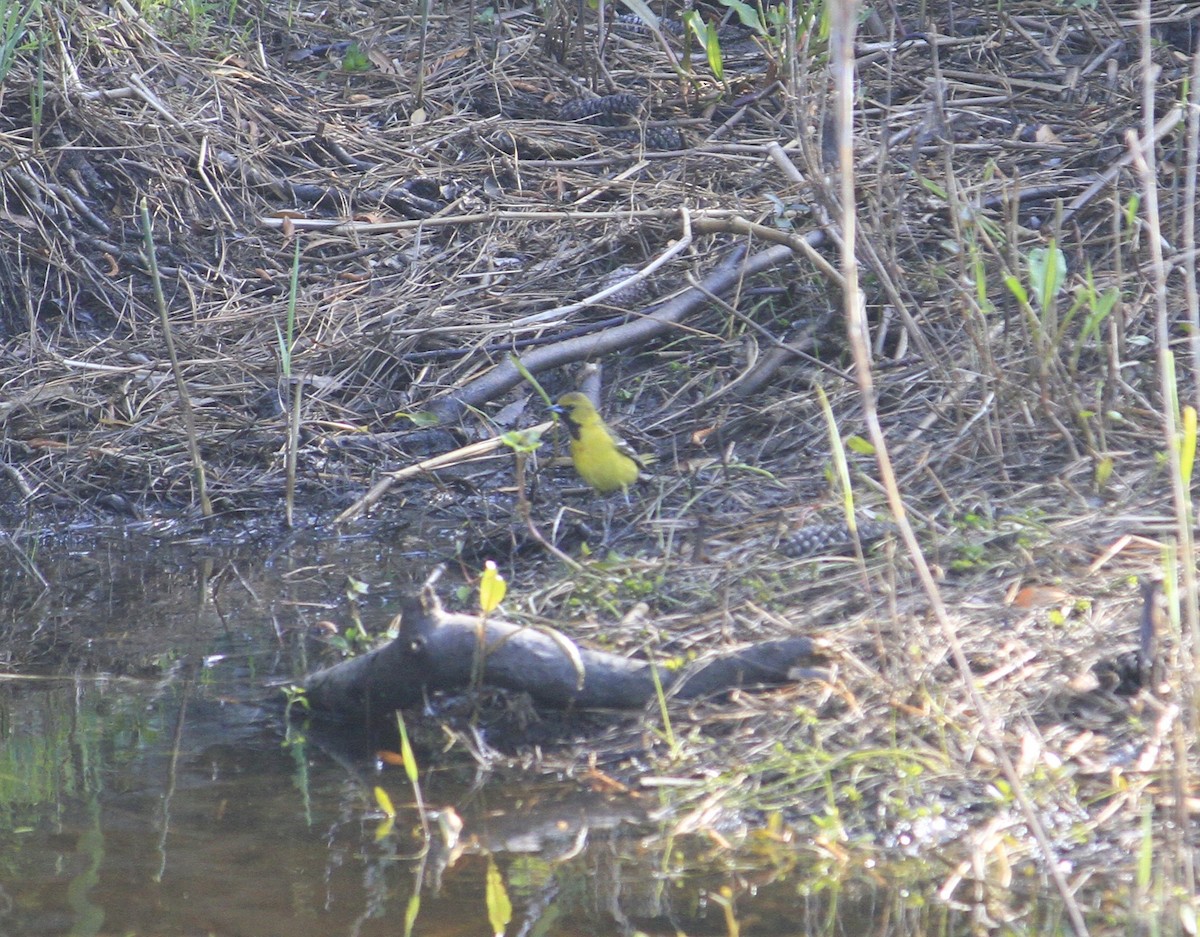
[485,856,513,937]
[914,174,947,200]
[619,0,659,30]
[1028,242,1066,312]
[1124,193,1140,228]
[508,354,553,407]
[394,410,441,428]
[704,20,724,82]
[844,435,875,456]
[683,12,725,81]
[1003,273,1028,306]
[274,322,291,374]
[715,0,765,33]
[341,42,372,72]
[501,428,543,454]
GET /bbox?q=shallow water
[0,528,1067,936]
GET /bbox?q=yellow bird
[551,392,642,494]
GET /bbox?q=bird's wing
[607,426,646,468]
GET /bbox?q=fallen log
[302,585,824,724]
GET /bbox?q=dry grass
[2,0,1199,927]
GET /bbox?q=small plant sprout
[343,575,371,646]
[376,711,429,846]
[472,561,506,693]
[479,560,507,615]
[501,411,582,570]
[508,353,554,408]
[647,656,678,758]
[281,684,309,719]
[1027,240,1067,319]
[397,710,429,840]
[500,403,546,531]
[683,11,726,89]
[1065,264,1119,377]
[501,427,544,460]
[815,384,860,536]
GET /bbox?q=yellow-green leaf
[1181,406,1197,485]
[1094,456,1114,491]
[844,435,875,456]
[374,785,396,818]
[374,816,395,842]
[396,711,419,786]
[393,410,441,428]
[501,428,543,454]
[341,42,371,72]
[479,561,507,614]
[1004,273,1028,305]
[485,856,512,937]
[403,892,421,937]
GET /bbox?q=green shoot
[510,354,553,408]
[472,561,506,693]
[683,11,726,87]
[0,0,41,87]
[815,384,857,531]
[281,684,310,721]
[1027,241,1066,317]
[647,654,678,757]
[396,710,429,842]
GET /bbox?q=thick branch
[302,587,821,723]
[427,241,802,422]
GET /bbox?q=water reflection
[0,534,1059,937]
[1,674,1066,937]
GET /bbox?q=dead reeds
[1,0,1199,923]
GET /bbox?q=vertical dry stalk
[1132,0,1198,900]
[138,197,213,518]
[829,2,1087,932]
[1183,23,1200,675]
